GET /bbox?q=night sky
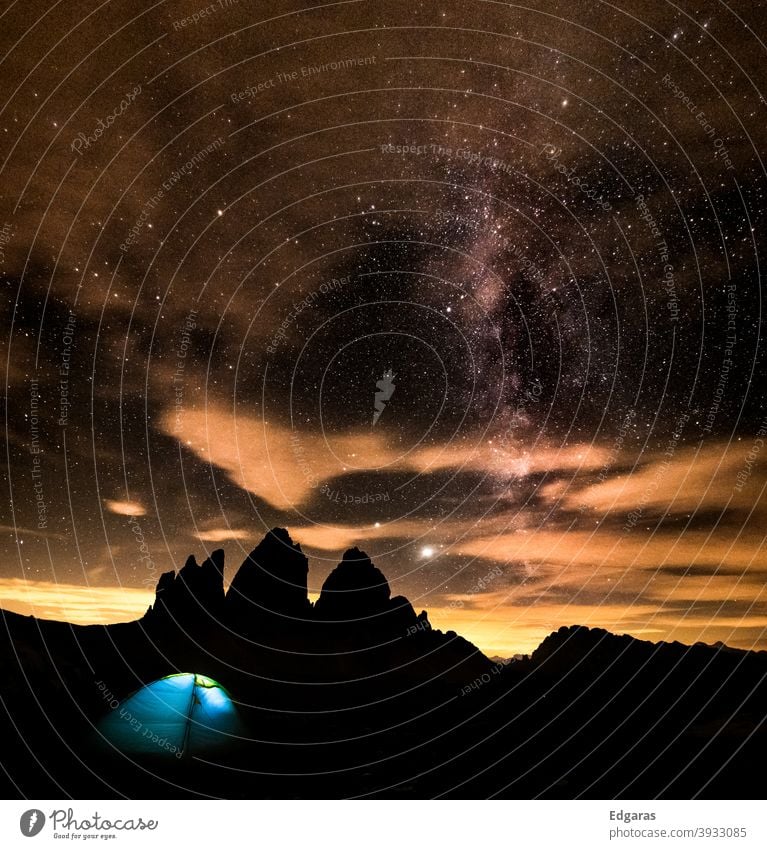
[2,0,766,655]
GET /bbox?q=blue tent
[97,673,240,758]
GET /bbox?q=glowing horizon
[2,574,764,659]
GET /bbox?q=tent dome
[97,673,240,758]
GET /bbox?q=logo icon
[20,810,46,837]
[373,368,396,426]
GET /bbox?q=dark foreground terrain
[1,529,765,799]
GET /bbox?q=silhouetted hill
[532,624,765,667]
[1,532,765,800]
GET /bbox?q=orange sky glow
[2,405,765,658]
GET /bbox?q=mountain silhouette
[315,546,392,619]
[0,529,765,800]
[144,529,445,656]
[149,548,225,630]
[224,527,311,632]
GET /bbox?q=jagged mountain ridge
[140,526,490,691]
[145,526,435,638]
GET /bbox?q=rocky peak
[144,533,435,642]
[226,527,310,628]
[147,548,225,625]
[314,547,391,620]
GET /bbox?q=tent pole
[180,674,197,759]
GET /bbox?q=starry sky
[2,0,766,656]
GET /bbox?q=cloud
[0,578,152,625]
[104,499,146,517]
[455,527,764,572]
[559,444,765,516]
[160,404,398,510]
[161,401,620,513]
[291,525,364,552]
[155,401,767,656]
[194,527,252,543]
[0,524,66,540]
[409,441,613,479]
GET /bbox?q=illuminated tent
[97,673,240,758]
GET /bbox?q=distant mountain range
[1,527,765,799]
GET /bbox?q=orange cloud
[456,527,764,572]
[194,528,252,542]
[161,403,623,512]
[104,499,146,517]
[160,404,398,510]
[0,578,152,625]
[561,443,765,516]
[409,440,613,479]
[291,525,363,552]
